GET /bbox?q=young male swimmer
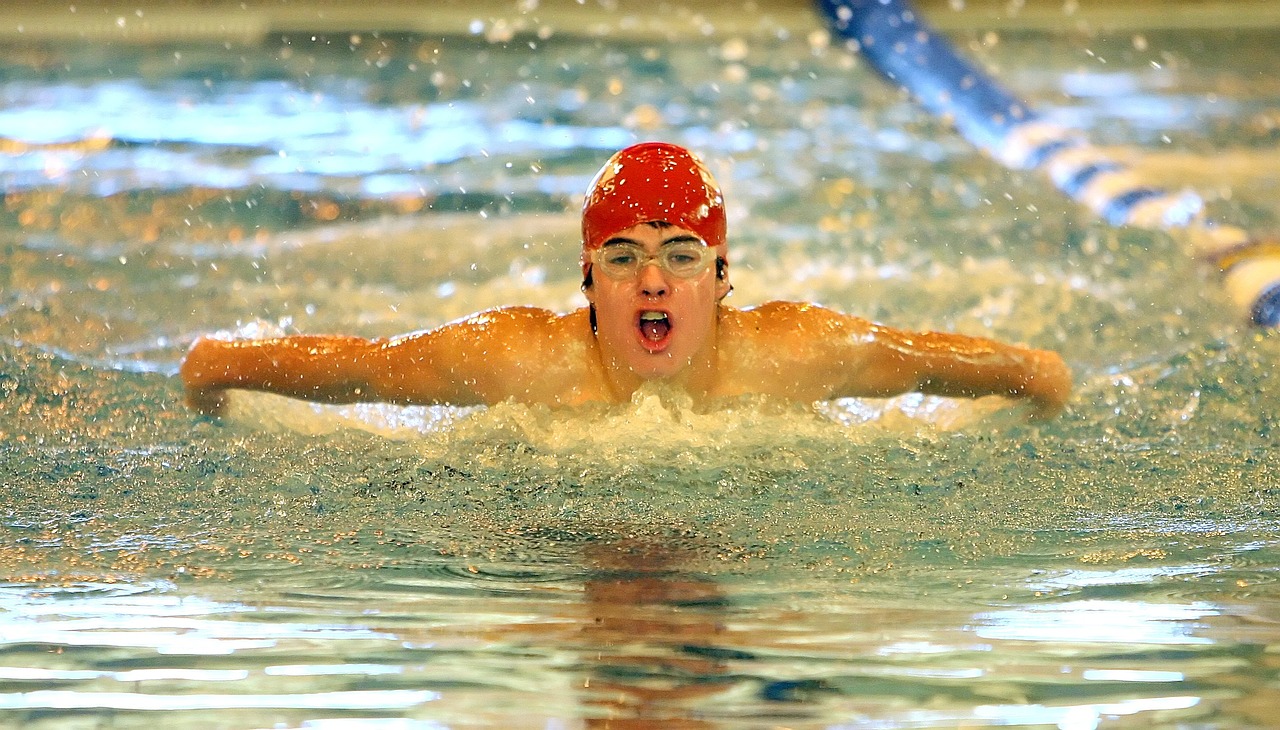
[181,142,1072,419]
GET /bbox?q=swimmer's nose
[638,262,668,297]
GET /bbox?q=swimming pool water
[2,10,1280,728]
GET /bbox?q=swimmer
[180,142,1072,420]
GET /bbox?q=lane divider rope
[815,0,1280,326]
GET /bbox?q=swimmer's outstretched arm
[179,307,570,416]
[842,320,1073,420]
[732,302,1071,419]
[180,333,411,416]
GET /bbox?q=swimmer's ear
[581,264,597,304]
[715,257,731,301]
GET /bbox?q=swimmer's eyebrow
[661,234,703,246]
[601,237,640,247]
[601,234,703,247]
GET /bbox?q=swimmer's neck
[594,340,722,406]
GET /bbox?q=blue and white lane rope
[815,0,1280,327]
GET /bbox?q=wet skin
[181,224,1072,418]
[583,223,731,398]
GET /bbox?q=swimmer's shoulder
[395,305,593,363]
[424,305,601,405]
[713,302,885,401]
[442,305,591,340]
[460,305,595,361]
[720,300,875,339]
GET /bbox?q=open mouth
[638,310,671,345]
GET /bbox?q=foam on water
[229,364,1025,445]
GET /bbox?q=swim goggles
[591,242,715,280]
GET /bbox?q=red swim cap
[581,142,726,274]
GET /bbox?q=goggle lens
[593,243,714,280]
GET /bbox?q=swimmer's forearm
[916,344,1072,417]
[180,335,381,405]
[849,325,1072,416]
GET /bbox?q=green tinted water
[2,17,1279,729]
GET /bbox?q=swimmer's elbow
[360,358,472,407]
[838,362,924,399]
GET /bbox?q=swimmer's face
[584,222,730,382]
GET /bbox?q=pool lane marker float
[814,0,1280,327]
